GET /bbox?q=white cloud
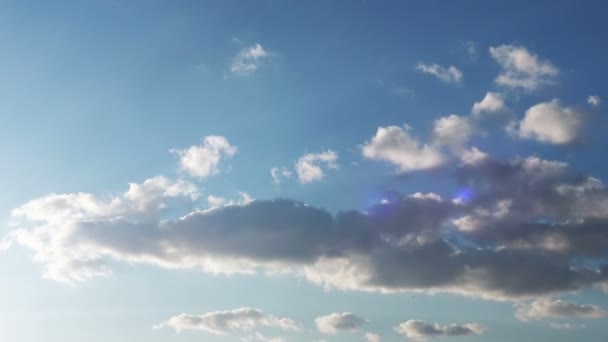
[394,320,484,341]
[472,92,507,116]
[271,167,293,184]
[172,136,238,179]
[363,332,381,342]
[490,44,558,91]
[514,99,584,144]
[516,299,606,321]
[410,192,442,201]
[315,312,368,334]
[460,147,488,165]
[8,176,198,283]
[588,95,601,107]
[416,63,463,84]
[295,151,339,183]
[155,308,301,335]
[208,193,254,207]
[230,43,270,77]
[362,125,445,172]
[433,114,474,148]
[11,176,198,224]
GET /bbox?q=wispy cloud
[230,43,270,77]
[416,63,463,84]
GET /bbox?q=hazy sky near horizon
[1,1,608,341]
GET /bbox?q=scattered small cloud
[295,151,339,183]
[394,320,484,341]
[271,167,293,184]
[464,41,478,61]
[155,308,301,335]
[392,85,414,97]
[490,44,558,91]
[588,95,601,107]
[172,136,238,179]
[416,63,463,84]
[230,43,271,77]
[516,298,606,321]
[472,92,507,116]
[315,312,369,334]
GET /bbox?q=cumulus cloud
[516,299,606,321]
[172,136,238,178]
[315,312,369,334]
[472,92,507,116]
[512,99,585,144]
[155,308,301,335]
[460,147,488,166]
[394,320,484,341]
[363,332,381,342]
[433,115,475,148]
[5,151,608,301]
[490,44,558,91]
[295,151,339,183]
[362,125,445,172]
[588,95,601,107]
[416,63,463,84]
[230,43,270,77]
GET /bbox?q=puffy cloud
[416,63,463,84]
[512,99,585,144]
[315,312,369,334]
[5,152,608,301]
[172,136,238,179]
[230,43,270,77]
[271,167,293,184]
[588,95,601,107]
[362,125,445,172]
[363,332,381,342]
[490,44,558,91]
[472,92,507,116]
[295,151,339,183]
[155,308,300,335]
[460,147,488,166]
[433,115,475,148]
[516,299,606,321]
[394,320,484,341]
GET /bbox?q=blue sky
[1,1,608,341]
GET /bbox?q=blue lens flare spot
[454,188,474,203]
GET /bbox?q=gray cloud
[4,154,608,301]
[394,320,484,341]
